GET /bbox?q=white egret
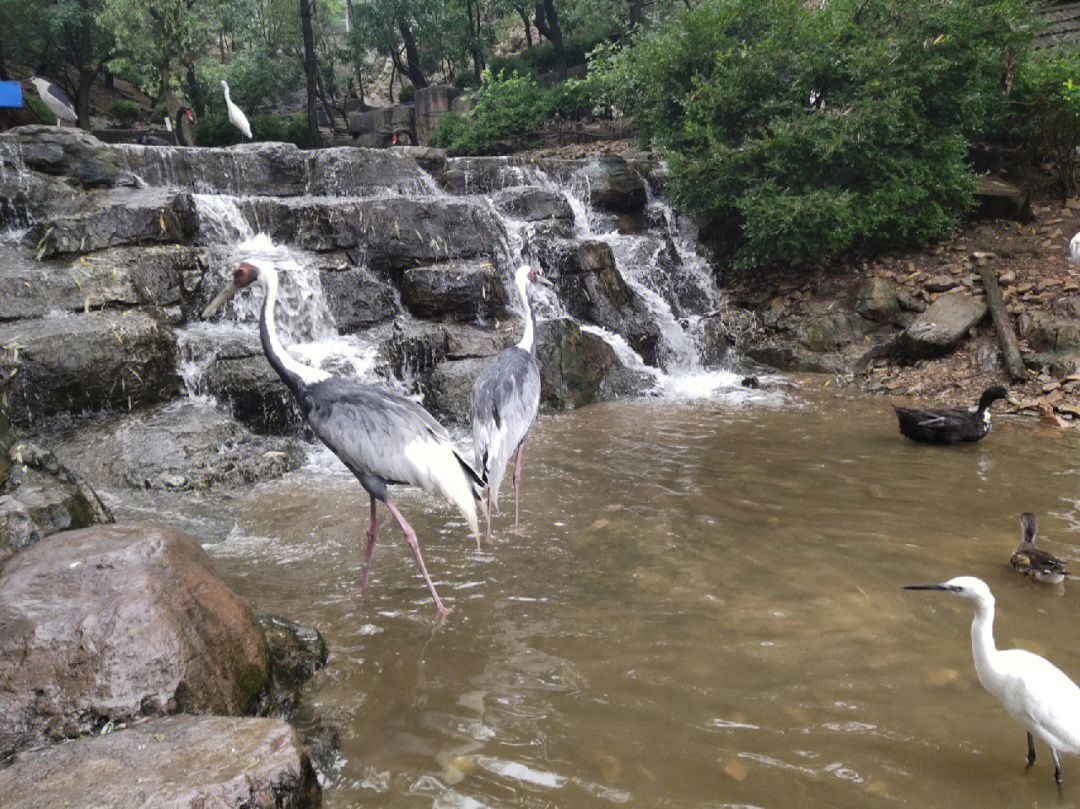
[220,81,252,139]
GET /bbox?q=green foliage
[195,110,312,147]
[594,0,1033,269]
[539,77,594,118]
[453,71,479,90]
[489,32,607,78]
[107,98,140,125]
[1013,49,1080,194]
[428,69,543,153]
[25,95,55,125]
[398,84,416,103]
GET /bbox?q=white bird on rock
[204,260,483,618]
[905,576,1080,785]
[471,264,553,544]
[29,78,77,126]
[221,81,252,140]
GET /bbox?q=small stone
[723,758,748,782]
[999,270,1015,285]
[925,275,957,293]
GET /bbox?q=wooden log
[978,264,1028,382]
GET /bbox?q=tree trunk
[398,20,428,88]
[466,0,482,83]
[0,35,8,81]
[534,0,565,80]
[75,1,96,130]
[187,63,204,117]
[979,264,1029,383]
[518,8,533,48]
[628,0,644,28]
[300,0,323,147]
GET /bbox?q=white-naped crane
[29,77,77,126]
[471,264,552,543]
[905,576,1080,785]
[220,81,252,139]
[204,260,484,618]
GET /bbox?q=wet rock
[581,155,646,212]
[492,187,574,235]
[182,331,301,434]
[598,365,658,400]
[0,125,120,188]
[257,615,328,694]
[535,318,621,409]
[1018,310,1080,352]
[0,310,177,425]
[441,156,533,194]
[236,196,503,272]
[306,146,430,196]
[849,277,900,324]
[320,266,399,332]
[28,189,197,259]
[0,522,270,758]
[743,340,845,374]
[900,292,987,359]
[5,464,97,538]
[53,401,306,491]
[425,357,488,423]
[0,244,191,322]
[117,141,309,196]
[797,312,859,352]
[541,240,661,365]
[0,715,320,809]
[0,495,41,558]
[689,315,734,367]
[400,260,511,322]
[381,319,520,380]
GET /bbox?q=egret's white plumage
[203,260,482,617]
[221,81,252,139]
[906,576,1080,783]
[471,265,548,543]
[1070,232,1080,266]
[30,78,77,125]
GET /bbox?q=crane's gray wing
[305,380,482,500]
[471,348,540,502]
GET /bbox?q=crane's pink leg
[360,495,379,595]
[511,443,524,533]
[385,500,451,618]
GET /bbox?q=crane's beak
[203,282,238,318]
[903,583,961,592]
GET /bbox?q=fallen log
[978,264,1028,382]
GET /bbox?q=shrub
[107,98,140,126]
[398,84,416,104]
[427,70,543,154]
[195,111,312,148]
[539,78,595,118]
[593,0,1033,269]
[1013,50,1080,194]
[453,71,479,91]
[489,32,608,78]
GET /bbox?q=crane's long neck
[969,596,1000,690]
[515,277,534,352]
[258,270,325,397]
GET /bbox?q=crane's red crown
[235,262,260,287]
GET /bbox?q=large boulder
[900,292,987,359]
[306,146,431,196]
[381,319,520,381]
[492,187,575,236]
[849,277,901,324]
[115,141,309,196]
[541,240,661,365]
[796,312,859,353]
[400,260,511,322]
[319,266,399,332]
[0,522,270,758]
[0,310,177,425]
[0,715,320,809]
[0,125,120,188]
[53,401,306,491]
[28,189,197,258]
[415,84,460,143]
[425,356,488,423]
[535,318,621,409]
[1018,310,1080,352]
[0,244,191,322]
[581,155,647,213]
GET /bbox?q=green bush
[195,111,312,148]
[26,95,55,125]
[593,0,1033,269]
[489,33,608,78]
[398,84,416,104]
[539,78,595,118]
[453,71,479,91]
[107,98,140,125]
[1013,49,1080,194]
[427,70,543,154]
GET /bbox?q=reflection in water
[155,385,1080,808]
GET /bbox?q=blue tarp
[0,82,23,108]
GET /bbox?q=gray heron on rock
[906,576,1080,785]
[204,260,483,618]
[29,78,77,126]
[471,264,552,543]
[221,81,252,140]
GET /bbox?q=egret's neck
[969,597,999,688]
[223,85,231,103]
[258,271,328,394]
[515,277,534,352]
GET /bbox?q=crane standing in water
[204,260,483,618]
[905,576,1080,785]
[471,265,552,543]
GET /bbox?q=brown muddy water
[119,384,1080,808]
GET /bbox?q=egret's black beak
[203,282,238,318]
[904,583,961,592]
